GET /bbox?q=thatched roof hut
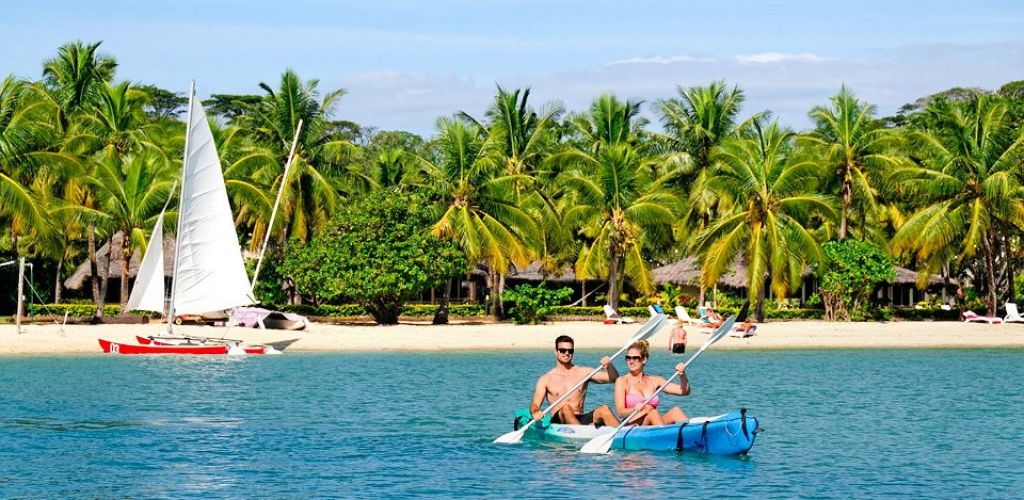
[506,261,583,283]
[651,257,751,288]
[64,232,176,290]
[892,266,954,287]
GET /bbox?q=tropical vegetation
[2,41,1023,323]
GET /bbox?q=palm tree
[803,86,903,241]
[416,117,539,321]
[39,41,117,306]
[461,86,564,314]
[552,140,681,310]
[656,81,751,303]
[79,152,175,311]
[235,70,357,244]
[0,76,53,252]
[41,41,117,133]
[693,120,835,321]
[891,95,1024,315]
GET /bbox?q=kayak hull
[513,408,759,456]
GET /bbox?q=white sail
[125,213,167,313]
[171,97,255,314]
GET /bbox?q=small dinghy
[512,408,759,455]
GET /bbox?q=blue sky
[3,1,1022,135]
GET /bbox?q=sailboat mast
[167,81,196,335]
[250,119,303,292]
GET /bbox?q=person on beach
[699,302,725,329]
[668,319,687,354]
[530,335,620,427]
[615,339,689,426]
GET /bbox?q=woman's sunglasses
[625,355,644,362]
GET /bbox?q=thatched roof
[652,257,751,288]
[64,232,176,290]
[653,258,953,289]
[893,266,954,286]
[506,261,583,283]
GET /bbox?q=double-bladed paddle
[578,304,749,454]
[493,314,669,445]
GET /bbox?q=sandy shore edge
[0,320,1022,355]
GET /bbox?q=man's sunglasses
[557,348,574,355]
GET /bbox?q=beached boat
[512,408,759,455]
[99,338,242,355]
[134,336,275,355]
[99,82,268,356]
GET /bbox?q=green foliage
[502,283,573,324]
[27,303,130,317]
[281,191,468,324]
[277,303,484,318]
[246,250,288,306]
[818,240,895,321]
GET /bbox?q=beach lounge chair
[603,304,635,324]
[963,310,1002,324]
[1004,303,1024,324]
[730,322,757,338]
[675,306,703,326]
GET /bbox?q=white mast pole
[250,119,303,293]
[16,257,25,335]
[167,81,196,335]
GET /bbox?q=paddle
[578,304,749,455]
[493,314,669,445]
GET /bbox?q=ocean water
[1,348,1022,498]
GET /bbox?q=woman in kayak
[614,339,689,426]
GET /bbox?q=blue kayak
[513,408,759,456]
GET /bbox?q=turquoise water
[1,349,1023,498]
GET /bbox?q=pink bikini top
[625,392,659,409]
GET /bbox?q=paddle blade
[493,427,528,444]
[579,431,617,454]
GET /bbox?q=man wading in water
[529,335,621,427]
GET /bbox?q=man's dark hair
[555,335,574,347]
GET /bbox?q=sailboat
[99,82,276,355]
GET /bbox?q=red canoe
[99,338,233,355]
[135,336,267,355]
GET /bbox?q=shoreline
[0,320,1023,355]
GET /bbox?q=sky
[2,1,1022,136]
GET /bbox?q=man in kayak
[529,335,621,427]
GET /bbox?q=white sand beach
[0,319,1022,355]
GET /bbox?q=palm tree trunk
[838,177,852,241]
[982,232,999,316]
[432,276,452,325]
[88,225,100,305]
[54,254,64,304]
[96,235,113,319]
[119,236,131,316]
[489,269,501,320]
[755,278,767,323]
[608,254,621,310]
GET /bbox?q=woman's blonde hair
[629,339,650,358]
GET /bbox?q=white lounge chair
[674,306,703,326]
[648,305,658,317]
[1004,303,1024,324]
[603,304,635,324]
[730,323,757,338]
[963,310,1002,324]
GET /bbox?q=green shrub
[26,304,133,317]
[502,284,573,324]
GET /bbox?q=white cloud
[734,52,827,64]
[605,55,715,66]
